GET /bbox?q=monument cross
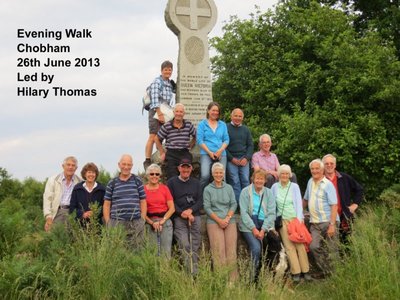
[176,0,211,30]
[165,0,217,126]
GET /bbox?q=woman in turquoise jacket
[239,169,276,282]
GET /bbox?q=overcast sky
[0,0,277,181]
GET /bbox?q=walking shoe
[303,272,312,281]
[143,158,151,170]
[292,274,301,283]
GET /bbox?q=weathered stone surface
[165,0,217,127]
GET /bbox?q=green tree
[211,0,400,198]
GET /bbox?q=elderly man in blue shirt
[303,158,339,278]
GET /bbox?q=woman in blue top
[197,102,229,190]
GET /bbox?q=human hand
[327,224,336,237]
[160,152,166,162]
[215,149,223,159]
[231,158,240,166]
[153,221,162,232]
[44,218,53,232]
[218,217,229,229]
[257,229,265,240]
[348,204,358,215]
[239,158,248,166]
[82,211,92,219]
[158,113,165,124]
[252,227,259,238]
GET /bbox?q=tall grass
[302,207,400,300]
[1,205,399,299]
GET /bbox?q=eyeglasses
[149,173,160,176]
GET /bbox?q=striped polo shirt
[104,175,145,221]
[157,119,196,150]
[304,176,338,223]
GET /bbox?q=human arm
[214,122,229,159]
[103,200,111,224]
[43,177,55,231]
[262,188,276,232]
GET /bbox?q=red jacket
[287,218,312,251]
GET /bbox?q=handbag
[275,182,291,230]
[251,192,265,230]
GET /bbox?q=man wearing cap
[43,156,82,232]
[155,103,196,179]
[167,158,203,275]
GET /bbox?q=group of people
[42,60,364,283]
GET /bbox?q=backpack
[142,78,164,114]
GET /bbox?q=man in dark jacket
[167,158,202,275]
[322,154,364,243]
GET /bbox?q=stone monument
[165,0,217,126]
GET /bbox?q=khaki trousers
[279,219,310,275]
[207,222,238,279]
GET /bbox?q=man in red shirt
[322,154,364,243]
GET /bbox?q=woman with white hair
[144,163,175,258]
[203,162,237,280]
[271,164,311,282]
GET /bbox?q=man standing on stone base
[303,159,339,278]
[155,103,196,179]
[103,154,147,250]
[226,108,253,203]
[167,158,203,275]
[43,156,81,232]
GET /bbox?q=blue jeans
[226,161,250,203]
[200,155,227,190]
[242,231,262,281]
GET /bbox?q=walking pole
[188,219,193,275]
[157,227,161,257]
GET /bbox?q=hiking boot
[303,272,312,281]
[143,159,151,170]
[292,274,301,283]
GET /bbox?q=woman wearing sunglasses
[144,163,175,258]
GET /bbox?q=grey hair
[259,133,271,143]
[146,163,162,176]
[278,164,292,178]
[174,103,185,112]
[63,156,78,166]
[309,159,324,169]
[211,162,225,174]
[322,154,337,164]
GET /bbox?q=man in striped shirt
[303,158,339,278]
[155,103,196,179]
[103,154,147,250]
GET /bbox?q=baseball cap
[179,158,192,167]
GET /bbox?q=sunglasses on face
[149,173,160,176]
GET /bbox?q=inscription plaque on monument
[165,0,217,126]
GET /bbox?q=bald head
[118,154,133,178]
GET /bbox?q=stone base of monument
[149,147,250,264]
[150,145,201,182]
